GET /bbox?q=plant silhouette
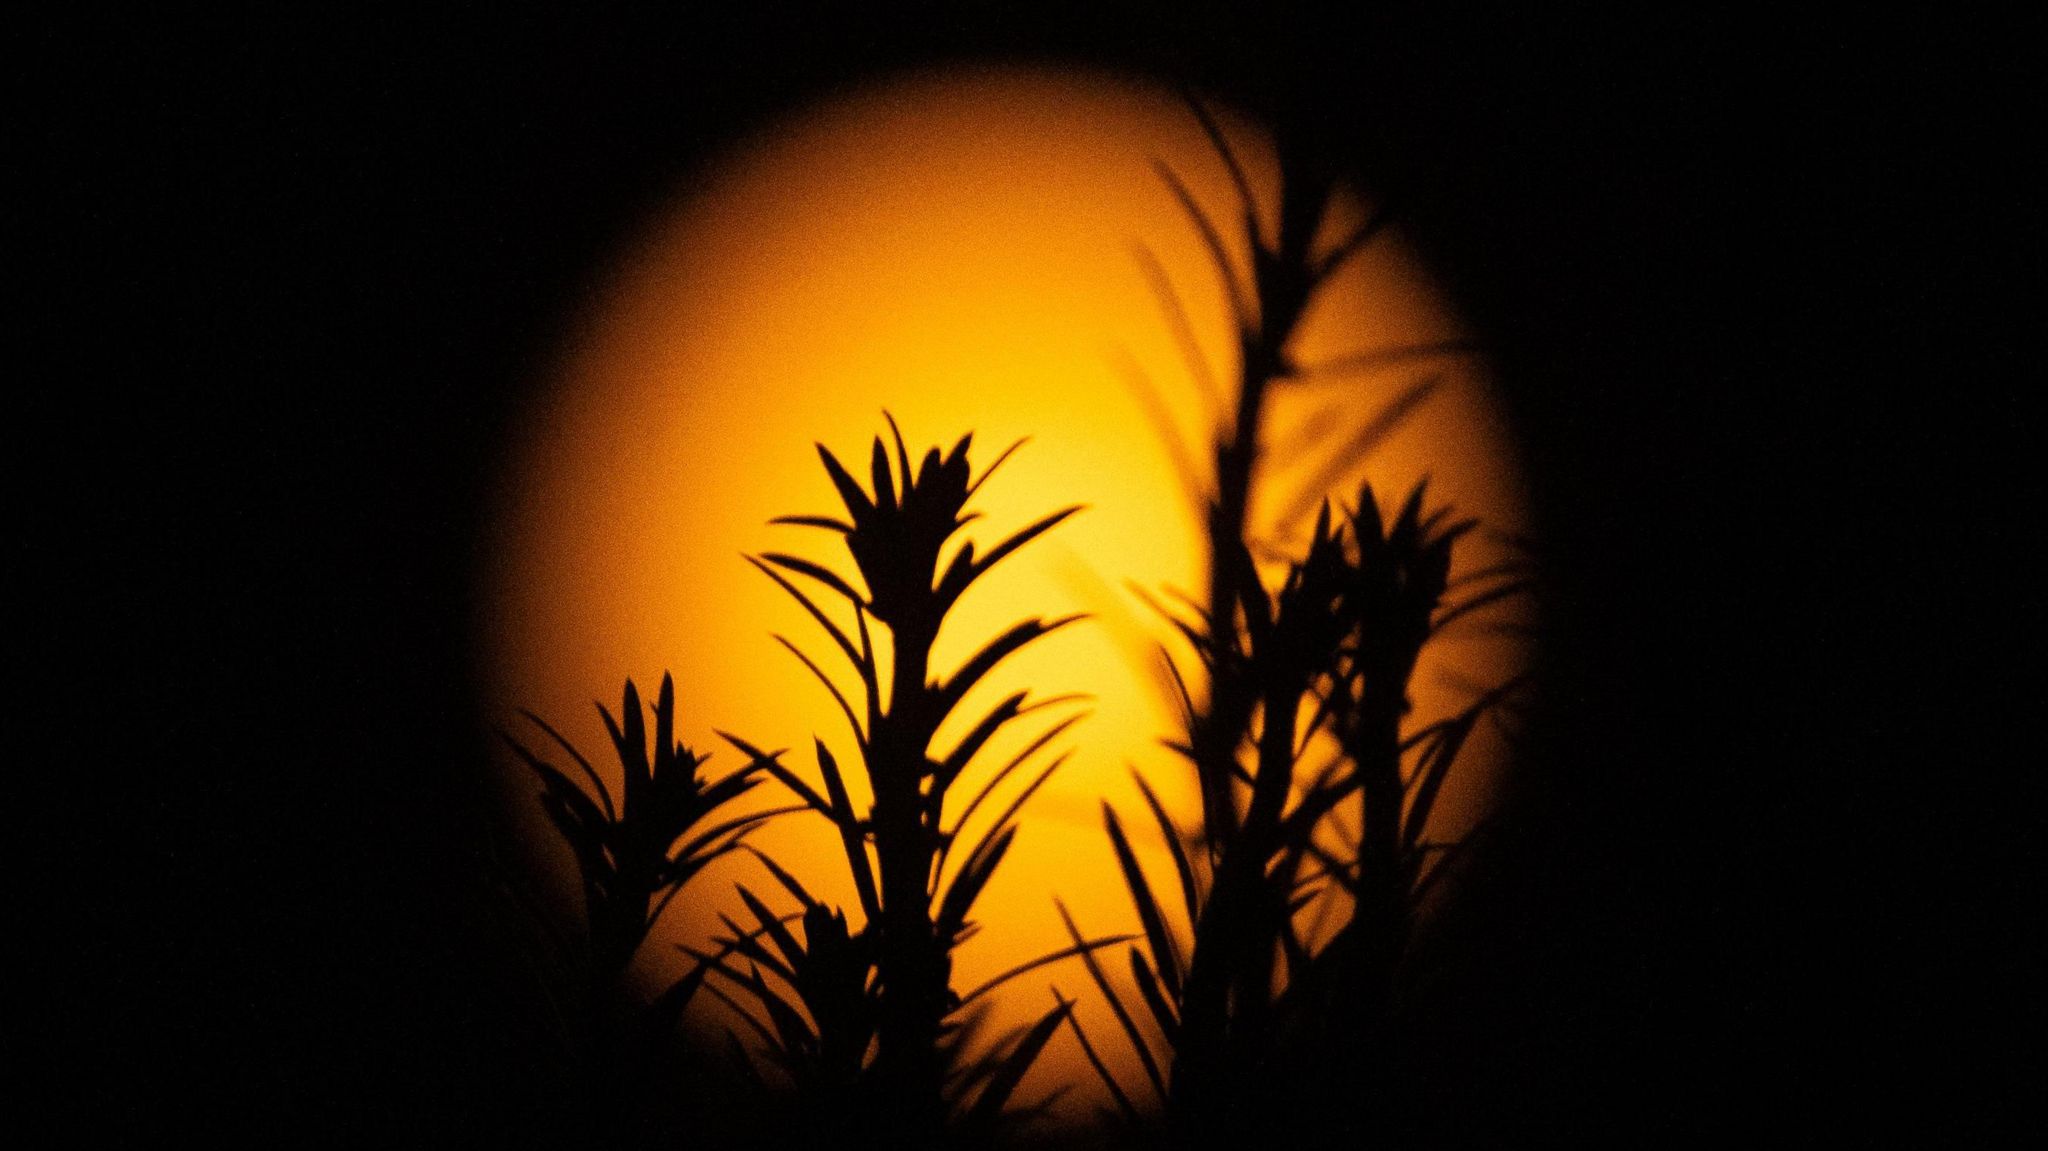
[497,98,1533,1151]
[1048,95,1535,1145]
[706,421,1128,1147]
[501,675,794,1145]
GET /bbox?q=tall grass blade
[942,712,1087,851]
[1133,771,1204,929]
[744,555,862,668]
[1104,802,1183,995]
[1128,946,1180,1043]
[1055,899,1167,1099]
[1055,987,1141,1125]
[961,999,1074,1134]
[773,634,867,748]
[813,740,882,921]
[1152,158,1252,324]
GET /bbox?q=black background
[26,5,2025,1144]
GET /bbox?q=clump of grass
[705,419,1127,1146]
[1055,95,1534,1144]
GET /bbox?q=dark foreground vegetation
[494,97,1530,1149]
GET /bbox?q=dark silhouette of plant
[705,420,1128,1146]
[500,673,794,1145]
[487,93,1538,1151]
[1057,95,1534,1143]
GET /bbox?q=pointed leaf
[513,709,615,820]
[598,682,650,817]
[953,933,1138,1010]
[669,804,798,869]
[944,748,1073,894]
[1181,90,1260,249]
[1154,158,1253,326]
[1127,946,1180,1044]
[815,740,881,921]
[937,823,1016,942]
[769,514,853,533]
[938,508,1084,608]
[762,552,868,609]
[734,884,807,975]
[745,555,862,670]
[963,999,1074,1132]
[745,961,818,1058]
[716,912,797,987]
[715,731,833,821]
[943,711,1087,853]
[964,435,1027,500]
[1054,988,1140,1125]
[696,974,782,1058]
[1127,250,1223,421]
[773,634,866,747]
[1132,771,1203,930]
[653,673,677,786]
[739,844,820,911]
[815,442,875,522]
[1054,900,1166,1100]
[869,438,896,511]
[883,411,915,492]
[500,734,609,835]
[1104,803,1183,996]
[934,614,1086,718]
[932,690,1030,793]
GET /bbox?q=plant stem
[1171,131,1332,1136]
[870,615,947,1141]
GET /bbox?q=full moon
[480,65,1530,1119]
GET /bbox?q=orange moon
[480,65,1530,1119]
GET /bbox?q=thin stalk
[1170,122,1334,1135]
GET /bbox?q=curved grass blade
[936,824,1017,943]
[1055,898,1166,1100]
[770,513,853,533]
[716,732,832,820]
[1127,945,1180,1044]
[813,740,882,922]
[953,933,1139,1010]
[869,438,897,512]
[762,552,868,609]
[1153,158,1253,326]
[941,711,1087,861]
[1309,202,1393,284]
[944,748,1073,894]
[961,999,1074,1134]
[965,435,1028,500]
[1129,244,1224,412]
[1103,802,1183,996]
[1179,89,1261,250]
[739,843,820,911]
[734,884,807,976]
[744,555,862,669]
[1054,987,1140,1125]
[883,410,915,491]
[1132,770,1203,929]
[512,709,615,820]
[933,613,1086,718]
[773,634,867,748]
